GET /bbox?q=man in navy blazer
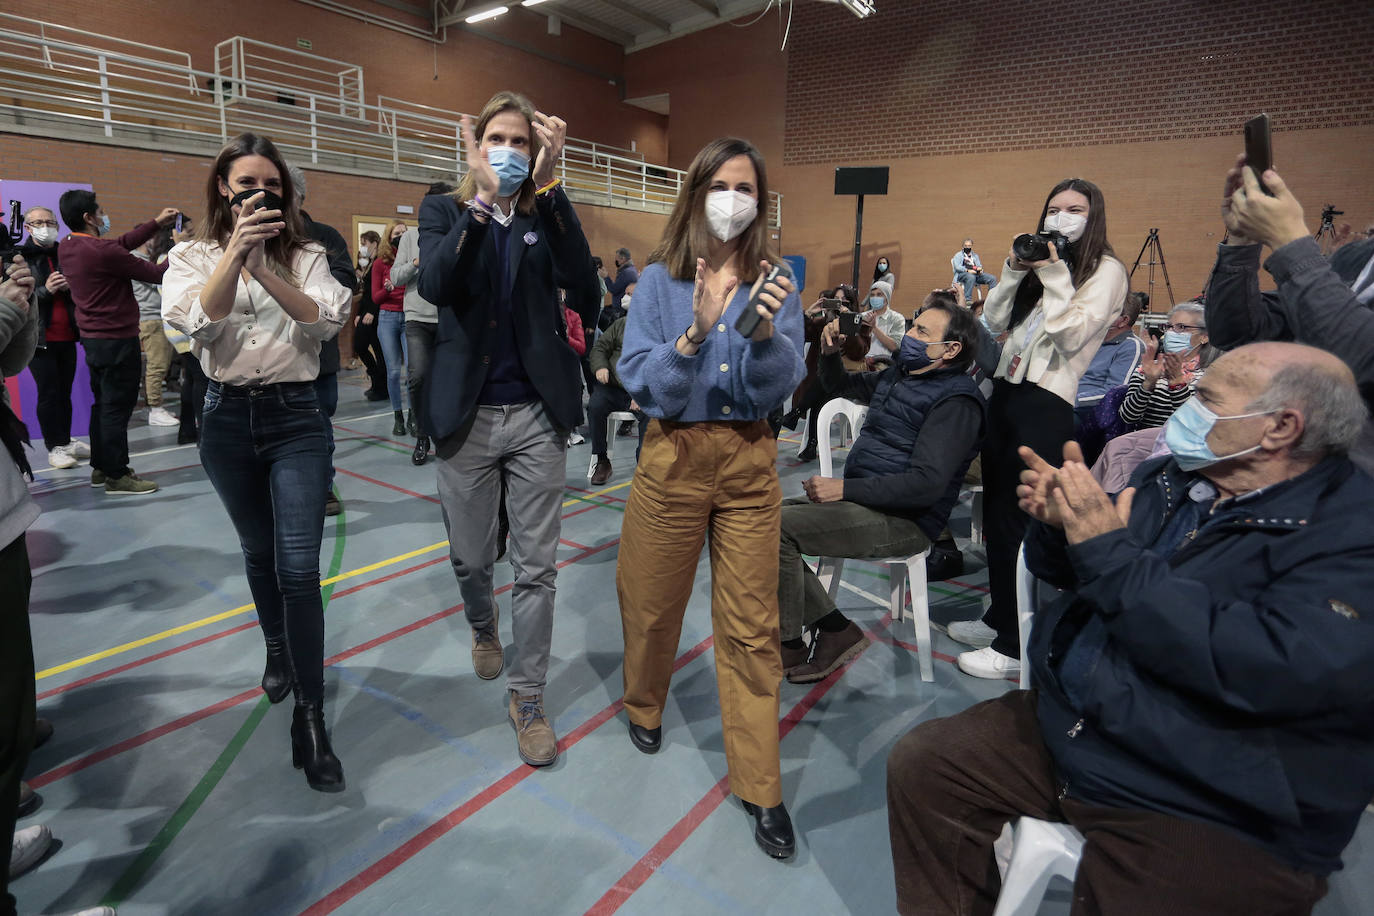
[418,91,597,769]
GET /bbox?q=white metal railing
[215,37,364,120]
[0,25,782,226]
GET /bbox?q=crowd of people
[2,87,1373,916]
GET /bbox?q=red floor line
[300,632,716,916]
[560,537,593,551]
[332,423,417,451]
[29,538,621,789]
[335,467,440,504]
[872,631,1019,684]
[947,578,990,593]
[583,624,887,916]
[328,556,450,600]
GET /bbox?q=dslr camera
[1012,230,1070,263]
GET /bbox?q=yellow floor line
[36,481,634,681]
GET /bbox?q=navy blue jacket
[417,188,598,440]
[822,357,984,538]
[1026,455,1374,875]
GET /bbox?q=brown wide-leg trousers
[886,689,1329,916]
[617,419,784,808]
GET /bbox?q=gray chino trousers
[435,401,566,693]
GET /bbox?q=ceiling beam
[587,0,673,33]
[678,0,720,13]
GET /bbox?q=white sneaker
[567,431,585,445]
[148,406,178,427]
[67,438,91,458]
[10,823,52,879]
[957,646,1021,680]
[946,618,997,648]
[48,445,78,469]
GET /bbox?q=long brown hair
[1008,177,1117,330]
[197,133,307,283]
[378,220,407,265]
[649,137,777,284]
[454,91,541,217]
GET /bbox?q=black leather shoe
[392,411,406,436]
[741,798,796,859]
[797,443,818,462]
[17,781,40,818]
[33,717,53,750]
[412,436,430,466]
[779,407,803,431]
[406,409,418,437]
[291,700,345,792]
[261,636,294,704]
[627,722,661,754]
[363,388,388,402]
[925,546,966,582]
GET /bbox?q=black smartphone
[175,212,183,234]
[735,259,794,338]
[1244,114,1273,196]
[838,311,862,336]
[819,297,844,310]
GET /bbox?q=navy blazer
[417,187,598,440]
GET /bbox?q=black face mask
[963,247,972,253]
[229,187,285,215]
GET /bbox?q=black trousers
[353,317,387,395]
[83,337,142,478]
[0,534,35,916]
[981,380,1075,658]
[587,383,633,457]
[887,690,1329,915]
[178,352,208,438]
[404,319,437,436]
[25,341,78,451]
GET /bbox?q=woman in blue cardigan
[616,137,805,860]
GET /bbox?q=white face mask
[705,189,758,243]
[1043,211,1087,243]
[621,294,632,310]
[28,226,57,246]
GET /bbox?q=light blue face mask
[868,295,886,310]
[1164,396,1273,471]
[1161,330,1194,354]
[98,213,111,235]
[486,146,530,197]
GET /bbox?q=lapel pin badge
[523,231,538,245]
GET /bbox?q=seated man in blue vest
[777,299,985,683]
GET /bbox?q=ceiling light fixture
[520,0,550,6]
[465,5,509,23]
[834,0,875,18]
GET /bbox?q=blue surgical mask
[868,296,886,310]
[898,336,952,373]
[1161,330,1194,354]
[486,146,530,197]
[98,213,111,235]
[1163,396,1273,471]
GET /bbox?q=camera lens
[1012,233,1047,262]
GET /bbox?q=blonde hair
[378,220,408,265]
[454,90,541,218]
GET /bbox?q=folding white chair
[812,398,933,681]
[992,542,1085,916]
[587,410,638,480]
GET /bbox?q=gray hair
[1169,300,1205,328]
[1246,365,1369,457]
[616,247,631,261]
[287,164,306,204]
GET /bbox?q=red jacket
[58,220,166,338]
[564,305,587,356]
[370,260,405,311]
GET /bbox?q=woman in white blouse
[952,178,1128,681]
[163,133,350,792]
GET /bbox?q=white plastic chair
[587,410,639,480]
[814,398,868,476]
[964,484,984,545]
[991,542,1085,916]
[811,398,933,681]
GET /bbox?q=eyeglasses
[24,220,58,229]
[1160,324,1204,333]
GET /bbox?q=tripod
[1129,228,1175,311]
[1315,206,1342,255]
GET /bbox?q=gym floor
[12,368,1374,916]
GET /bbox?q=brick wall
[784,0,1374,164]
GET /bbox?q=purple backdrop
[3,179,94,439]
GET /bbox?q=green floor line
[101,504,349,906]
[562,490,626,513]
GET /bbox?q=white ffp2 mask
[705,190,758,243]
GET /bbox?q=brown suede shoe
[786,621,870,684]
[508,691,559,766]
[590,456,612,486]
[472,605,504,680]
[780,642,810,678]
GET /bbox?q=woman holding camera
[163,133,351,792]
[617,137,804,860]
[951,178,1127,680]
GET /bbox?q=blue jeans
[313,371,338,492]
[954,270,997,300]
[377,310,408,411]
[199,381,330,701]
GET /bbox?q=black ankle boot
[412,435,430,466]
[392,411,406,436]
[261,636,294,704]
[741,798,796,859]
[780,407,803,431]
[291,699,345,793]
[406,409,418,437]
